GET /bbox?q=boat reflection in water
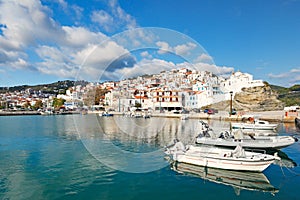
[169,161,279,195]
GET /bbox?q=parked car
[192,108,201,113]
[211,108,218,113]
[171,110,180,114]
[203,109,209,113]
[207,109,215,114]
[204,108,215,115]
[181,109,190,114]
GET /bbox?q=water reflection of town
[279,122,299,134]
[95,116,206,147]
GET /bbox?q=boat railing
[244,148,266,155]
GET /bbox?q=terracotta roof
[134,96,148,99]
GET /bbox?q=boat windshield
[232,144,246,158]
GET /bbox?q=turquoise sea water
[0,114,300,200]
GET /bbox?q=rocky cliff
[210,84,284,111]
[233,84,284,111]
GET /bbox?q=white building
[152,89,182,112]
[220,71,264,94]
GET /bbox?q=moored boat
[196,121,297,149]
[165,141,279,172]
[180,114,189,120]
[232,119,278,130]
[99,112,114,117]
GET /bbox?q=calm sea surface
[0,114,300,200]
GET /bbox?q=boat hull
[175,153,274,172]
[169,145,276,172]
[195,136,296,149]
[232,123,278,130]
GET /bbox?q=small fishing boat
[196,121,297,149]
[99,112,114,117]
[170,162,279,194]
[231,119,278,130]
[180,114,189,120]
[165,141,279,172]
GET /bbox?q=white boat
[196,121,297,149]
[170,162,279,194]
[231,119,278,130]
[165,141,279,172]
[180,114,189,120]
[99,112,114,117]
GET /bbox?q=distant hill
[0,80,89,94]
[270,84,300,106]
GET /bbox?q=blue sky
[0,0,300,87]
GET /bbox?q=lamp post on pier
[159,94,162,113]
[229,91,233,117]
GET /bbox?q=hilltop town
[0,68,272,113]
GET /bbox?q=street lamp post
[229,91,233,117]
[159,94,162,113]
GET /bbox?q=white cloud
[0,0,133,81]
[290,68,300,73]
[113,58,176,80]
[108,0,137,30]
[140,51,152,59]
[62,26,107,48]
[91,10,114,32]
[268,67,300,85]
[0,0,64,70]
[194,53,213,63]
[156,41,172,54]
[0,0,235,84]
[52,0,83,21]
[36,45,69,63]
[174,42,197,56]
[91,0,137,33]
[74,41,129,67]
[112,58,234,81]
[33,38,131,81]
[156,41,197,57]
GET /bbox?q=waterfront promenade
[90,110,298,123]
[1,109,297,123]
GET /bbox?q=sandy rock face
[234,85,284,111]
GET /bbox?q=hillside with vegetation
[270,84,300,107]
[0,80,89,95]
